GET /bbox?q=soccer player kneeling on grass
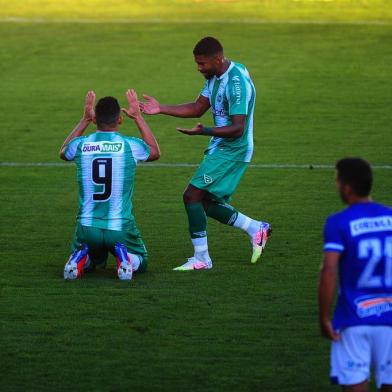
[319,158,392,391]
[60,90,160,281]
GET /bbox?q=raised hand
[83,90,96,122]
[121,89,142,119]
[139,94,161,115]
[176,122,204,136]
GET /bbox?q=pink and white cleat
[251,222,272,264]
[173,257,212,271]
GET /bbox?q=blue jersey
[323,202,392,330]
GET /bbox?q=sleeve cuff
[323,242,344,252]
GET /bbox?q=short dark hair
[193,36,223,57]
[95,96,121,127]
[336,157,373,197]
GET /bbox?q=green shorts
[71,222,148,272]
[190,154,249,202]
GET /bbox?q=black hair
[193,36,223,57]
[336,157,373,197]
[95,96,121,127]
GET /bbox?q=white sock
[233,212,260,237]
[191,237,211,262]
[128,253,141,271]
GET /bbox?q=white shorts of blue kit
[330,325,392,388]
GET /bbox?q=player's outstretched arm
[140,94,210,118]
[59,91,96,160]
[318,252,341,341]
[177,114,245,138]
[122,89,160,161]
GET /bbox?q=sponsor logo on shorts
[204,174,213,184]
[82,142,124,155]
[381,360,392,372]
[347,360,367,370]
[355,294,392,318]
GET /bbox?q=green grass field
[1,0,392,22]
[1,2,392,391]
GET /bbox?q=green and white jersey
[64,131,150,231]
[200,61,256,162]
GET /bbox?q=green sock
[205,202,238,225]
[185,202,207,239]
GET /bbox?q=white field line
[1,162,392,169]
[1,17,392,26]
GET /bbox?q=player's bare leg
[342,380,368,392]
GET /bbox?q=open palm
[83,90,96,121]
[176,123,204,136]
[140,94,160,115]
[122,89,141,119]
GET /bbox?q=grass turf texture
[1,23,391,165]
[1,0,392,23]
[2,166,391,392]
[1,21,392,392]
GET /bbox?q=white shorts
[331,325,392,388]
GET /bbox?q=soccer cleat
[251,222,272,264]
[173,257,212,271]
[64,243,90,280]
[114,243,133,281]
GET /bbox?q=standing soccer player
[319,158,392,391]
[60,89,160,281]
[140,36,271,270]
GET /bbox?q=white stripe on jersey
[244,73,255,162]
[108,136,126,231]
[80,134,97,226]
[126,138,150,163]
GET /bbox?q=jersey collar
[216,61,234,81]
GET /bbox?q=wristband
[202,127,214,136]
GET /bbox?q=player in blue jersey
[319,158,392,391]
[60,89,160,281]
[140,36,271,270]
